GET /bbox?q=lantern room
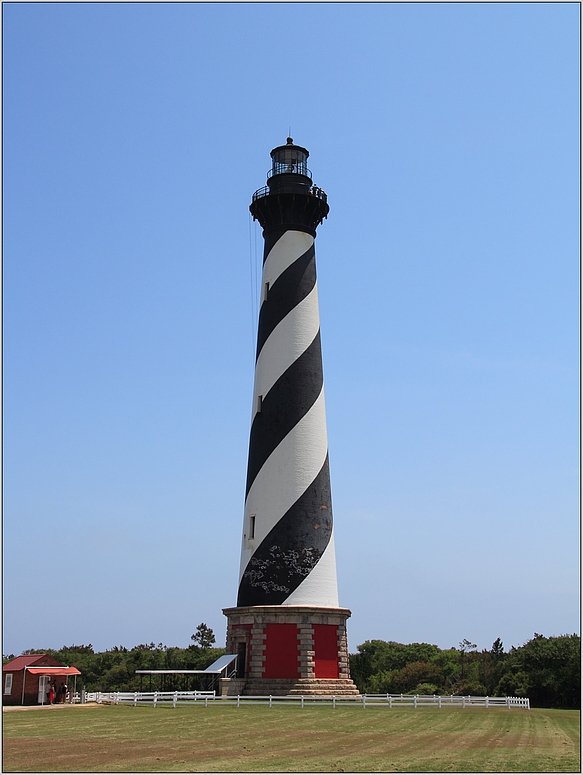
[268,137,311,180]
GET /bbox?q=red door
[263,624,299,678]
[313,625,339,678]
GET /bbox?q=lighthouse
[223,139,359,696]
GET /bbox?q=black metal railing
[252,184,327,204]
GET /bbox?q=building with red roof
[3,654,81,705]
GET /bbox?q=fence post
[485,696,489,708]
[438,696,441,709]
[269,695,272,708]
[205,696,208,708]
[414,696,417,709]
[237,695,240,708]
[133,692,137,707]
[363,695,366,709]
[462,696,465,709]
[506,697,510,709]
[332,696,336,709]
[389,696,392,708]
[173,692,177,709]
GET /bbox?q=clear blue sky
[3,2,579,657]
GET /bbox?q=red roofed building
[3,654,81,705]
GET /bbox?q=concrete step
[219,678,247,697]
[242,678,360,697]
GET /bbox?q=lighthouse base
[222,606,360,696]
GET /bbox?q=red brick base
[223,606,360,696]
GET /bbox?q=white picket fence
[85,691,530,710]
[85,690,215,707]
[365,694,530,709]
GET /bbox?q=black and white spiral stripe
[237,227,339,608]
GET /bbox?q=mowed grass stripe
[2,705,580,772]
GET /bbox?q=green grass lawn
[2,704,580,772]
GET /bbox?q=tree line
[2,624,225,694]
[349,633,580,708]
[4,628,579,708]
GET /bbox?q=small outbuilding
[2,654,81,706]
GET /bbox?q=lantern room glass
[270,146,309,177]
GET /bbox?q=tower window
[256,395,263,413]
[262,282,270,302]
[249,515,256,539]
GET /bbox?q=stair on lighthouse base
[242,678,359,697]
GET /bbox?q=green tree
[458,639,477,681]
[495,669,530,698]
[369,661,442,694]
[350,640,444,693]
[495,633,580,708]
[191,623,216,649]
